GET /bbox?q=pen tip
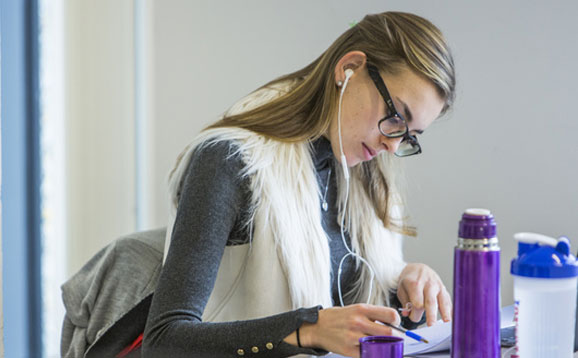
[421,338,429,344]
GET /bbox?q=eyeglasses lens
[379,116,407,137]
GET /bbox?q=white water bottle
[510,232,578,357]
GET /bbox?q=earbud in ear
[344,69,354,79]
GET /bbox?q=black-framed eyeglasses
[366,63,422,157]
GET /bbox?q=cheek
[340,85,381,150]
[348,110,380,142]
[344,99,377,136]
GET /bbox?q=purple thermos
[451,209,500,358]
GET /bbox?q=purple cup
[359,336,403,358]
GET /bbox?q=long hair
[207,11,456,235]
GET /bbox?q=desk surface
[406,348,578,358]
[405,350,578,357]
[328,349,578,357]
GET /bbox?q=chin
[346,158,362,167]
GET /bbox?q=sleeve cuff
[274,305,329,356]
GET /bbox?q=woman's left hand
[396,263,452,326]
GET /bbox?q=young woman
[143,11,456,358]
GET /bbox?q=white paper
[403,320,452,355]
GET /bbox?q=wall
[62,0,578,325]
[400,1,578,306]
[149,0,578,308]
[65,1,136,275]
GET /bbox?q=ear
[334,51,367,84]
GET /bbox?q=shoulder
[192,139,242,165]
[187,138,245,181]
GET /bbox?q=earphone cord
[337,78,348,168]
[336,174,376,307]
[336,73,376,307]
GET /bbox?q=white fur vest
[164,86,406,325]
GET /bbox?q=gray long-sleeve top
[143,137,413,357]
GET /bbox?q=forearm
[143,307,326,358]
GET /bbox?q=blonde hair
[207,11,456,236]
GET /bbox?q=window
[1,0,43,356]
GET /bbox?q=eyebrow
[397,98,413,123]
[396,97,424,135]
[397,98,424,134]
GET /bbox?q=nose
[381,136,404,154]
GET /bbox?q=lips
[362,143,376,161]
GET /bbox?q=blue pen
[383,322,429,344]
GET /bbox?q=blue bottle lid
[510,233,578,278]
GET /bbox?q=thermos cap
[511,235,578,278]
[458,208,497,239]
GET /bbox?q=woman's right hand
[290,303,401,358]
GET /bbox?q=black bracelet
[296,327,302,348]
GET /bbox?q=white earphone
[335,67,377,306]
[337,69,354,181]
[344,68,354,79]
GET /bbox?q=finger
[423,283,439,326]
[375,321,404,337]
[438,288,452,322]
[360,304,401,327]
[363,320,396,337]
[409,307,424,323]
[399,302,413,318]
[344,308,396,338]
[396,289,410,317]
[406,280,425,323]
[407,280,425,311]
